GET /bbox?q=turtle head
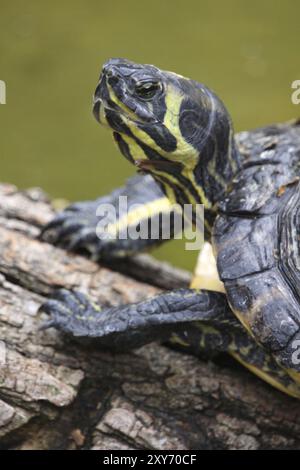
[93,58,240,208]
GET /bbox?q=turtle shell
[213,121,300,377]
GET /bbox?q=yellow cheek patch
[163,87,199,170]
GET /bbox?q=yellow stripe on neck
[104,197,172,236]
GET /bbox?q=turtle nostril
[106,69,114,78]
[102,65,120,87]
[103,65,116,78]
[107,73,119,87]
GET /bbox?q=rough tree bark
[0,183,300,450]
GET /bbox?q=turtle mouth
[93,75,112,124]
[92,98,102,123]
[93,93,157,127]
[92,96,146,129]
[92,96,119,125]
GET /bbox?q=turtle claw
[40,199,103,255]
[39,288,131,352]
[68,229,99,251]
[39,289,102,338]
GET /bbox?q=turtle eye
[135,81,161,100]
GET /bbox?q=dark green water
[0,0,299,269]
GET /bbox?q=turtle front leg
[40,174,179,261]
[40,287,239,353]
[40,288,300,398]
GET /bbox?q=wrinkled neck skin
[151,87,242,234]
[151,127,241,238]
[200,131,241,237]
[191,116,241,210]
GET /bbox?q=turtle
[40,58,300,398]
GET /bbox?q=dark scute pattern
[214,214,277,280]
[225,269,300,354]
[218,164,296,215]
[279,181,300,303]
[215,123,300,366]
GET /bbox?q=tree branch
[0,183,300,450]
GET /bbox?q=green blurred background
[0,0,299,270]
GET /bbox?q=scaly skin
[40,59,300,398]
[41,174,179,260]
